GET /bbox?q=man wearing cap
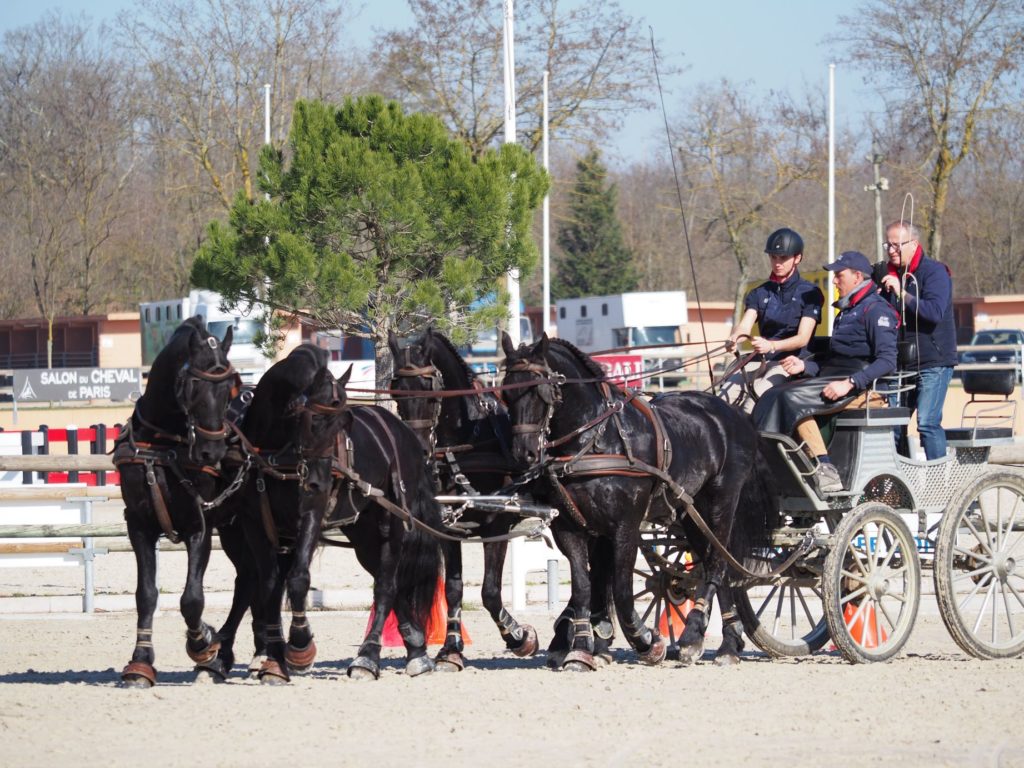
[753,250,899,493]
[720,228,824,412]
[873,219,956,460]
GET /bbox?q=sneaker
[815,463,844,494]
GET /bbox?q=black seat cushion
[945,427,1013,442]
[962,369,1016,396]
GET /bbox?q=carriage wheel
[734,550,829,657]
[822,502,920,663]
[934,469,1024,659]
[634,523,696,651]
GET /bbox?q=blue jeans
[899,366,953,459]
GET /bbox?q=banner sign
[13,368,142,402]
[594,354,644,388]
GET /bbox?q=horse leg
[121,521,161,688]
[348,533,390,681]
[256,549,292,684]
[610,529,666,666]
[434,540,466,671]
[483,537,538,658]
[205,521,257,681]
[556,531,597,672]
[714,585,746,667]
[589,537,616,666]
[179,528,223,683]
[283,510,320,674]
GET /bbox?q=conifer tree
[554,150,638,298]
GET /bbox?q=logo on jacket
[877,315,891,327]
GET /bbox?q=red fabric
[363,576,472,647]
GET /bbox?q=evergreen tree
[191,96,548,388]
[554,150,638,298]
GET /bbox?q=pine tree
[554,150,638,298]
[191,96,548,388]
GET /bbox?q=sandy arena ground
[1,501,1023,768]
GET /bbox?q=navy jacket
[873,250,957,368]
[744,271,824,359]
[805,284,899,391]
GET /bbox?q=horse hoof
[545,650,567,670]
[434,652,465,672]
[120,662,157,688]
[347,657,380,681]
[677,642,704,666]
[405,655,435,678]
[257,659,290,685]
[639,635,667,666]
[594,651,613,668]
[194,659,229,683]
[185,640,221,665]
[714,653,741,668]
[285,639,317,674]
[247,654,267,680]
[562,650,597,672]
[510,625,539,658]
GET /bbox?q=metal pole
[503,0,521,345]
[264,83,271,146]
[827,63,837,334]
[865,139,889,265]
[542,70,552,337]
[546,558,559,614]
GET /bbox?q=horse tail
[395,469,444,631]
[731,433,781,558]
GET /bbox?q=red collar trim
[769,269,799,285]
[848,282,876,307]
[887,244,922,278]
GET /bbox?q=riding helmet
[764,228,804,257]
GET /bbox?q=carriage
[638,364,1024,664]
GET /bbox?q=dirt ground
[1,521,1024,768]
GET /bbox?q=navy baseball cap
[824,251,872,275]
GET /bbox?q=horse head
[500,331,564,467]
[293,364,351,496]
[389,328,443,453]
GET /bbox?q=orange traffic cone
[658,599,693,640]
[365,577,472,648]
[843,601,887,648]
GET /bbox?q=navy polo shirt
[744,271,824,354]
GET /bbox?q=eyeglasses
[884,239,913,251]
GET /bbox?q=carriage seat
[945,368,1016,447]
[833,406,911,427]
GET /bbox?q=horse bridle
[503,357,564,464]
[291,376,348,491]
[391,348,444,454]
[173,337,242,455]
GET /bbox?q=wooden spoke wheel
[634,523,699,649]
[735,547,829,657]
[934,470,1024,659]
[823,502,920,663]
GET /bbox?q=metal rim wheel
[634,523,697,650]
[823,502,920,663]
[934,469,1024,659]
[735,549,829,657]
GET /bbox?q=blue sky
[3,1,877,164]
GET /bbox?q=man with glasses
[720,227,824,411]
[873,220,956,460]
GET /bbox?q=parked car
[959,329,1024,382]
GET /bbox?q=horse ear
[336,363,353,388]
[388,330,401,360]
[220,325,233,356]
[536,332,549,358]
[500,330,517,357]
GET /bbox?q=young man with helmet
[720,227,824,412]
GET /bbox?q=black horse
[238,345,443,682]
[500,332,778,668]
[116,316,261,686]
[388,328,540,669]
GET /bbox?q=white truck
[555,291,688,384]
[140,290,270,381]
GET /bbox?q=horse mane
[244,342,327,447]
[547,337,606,379]
[428,330,478,386]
